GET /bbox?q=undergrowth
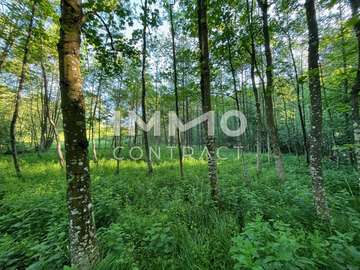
[0,148,359,269]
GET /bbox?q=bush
[230,217,312,270]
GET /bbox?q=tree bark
[197,0,220,206]
[257,0,286,181]
[305,0,330,221]
[9,1,36,177]
[169,4,184,177]
[141,0,153,175]
[58,0,98,267]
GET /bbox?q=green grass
[0,147,359,269]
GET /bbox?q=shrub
[230,217,312,270]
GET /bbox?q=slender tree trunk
[338,6,353,145]
[141,0,153,175]
[162,114,168,145]
[169,4,184,177]
[44,73,56,149]
[349,0,360,169]
[58,0,98,267]
[48,98,65,168]
[41,59,64,167]
[282,97,292,153]
[226,34,243,148]
[197,0,220,206]
[97,98,101,150]
[50,115,65,168]
[40,60,52,151]
[91,77,102,164]
[246,0,262,173]
[258,0,286,181]
[226,36,240,113]
[267,133,271,162]
[9,1,36,177]
[133,104,139,145]
[319,64,337,157]
[305,0,330,221]
[186,96,191,146]
[115,108,121,175]
[29,94,39,152]
[116,135,120,174]
[287,32,309,163]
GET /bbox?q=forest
[0,0,360,269]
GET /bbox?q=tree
[58,0,98,267]
[280,10,309,163]
[141,0,154,175]
[305,0,330,221]
[197,0,220,206]
[169,2,184,177]
[41,58,64,167]
[246,0,263,174]
[9,0,36,177]
[257,0,286,181]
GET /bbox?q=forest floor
[0,148,359,269]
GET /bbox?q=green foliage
[230,217,311,270]
[0,150,359,269]
[0,195,68,269]
[231,217,360,270]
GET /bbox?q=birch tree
[58,0,98,267]
[305,0,330,221]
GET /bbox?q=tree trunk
[319,64,337,155]
[282,97,292,153]
[226,34,243,147]
[169,4,184,177]
[305,0,330,221]
[91,77,103,164]
[41,59,64,167]
[97,98,101,151]
[257,0,286,181]
[186,96,191,146]
[339,6,353,147]
[141,0,153,175]
[58,0,98,267]
[29,94,39,153]
[9,1,36,177]
[286,31,309,163]
[49,115,65,168]
[197,0,220,206]
[246,0,262,174]
[40,60,53,151]
[349,0,360,170]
